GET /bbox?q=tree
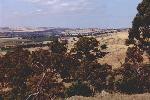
[2,47,31,68]
[26,68,65,100]
[23,49,65,99]
[129,0,150,56]
[115,46,150,93]
[118,0,150,94]
[48,40,79,81]
[71,37,106,62]
[50,39,67,54]
[30,49,52,74]
[71,37,112,91]
[74,62,112,89]
[0,47,33,99]
[55,54,80,81]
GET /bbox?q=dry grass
[66,32,129,69]
[67,93,150,100]
[97,32,129,69]
[66,31,149,69]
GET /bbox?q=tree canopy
[129,0,150,55]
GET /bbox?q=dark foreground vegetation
[0,35,149,99]
[0,0,149,99]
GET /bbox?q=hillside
[97,32,129,69]
[67,31,129,69]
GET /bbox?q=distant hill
[0,27,70,40]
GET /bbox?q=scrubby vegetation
[0,37,111,99]
[114,46,150,94]
[0,35,149,99]
[65,81,93,97]
[0,0,149,99]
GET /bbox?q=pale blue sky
[0,0,141,28]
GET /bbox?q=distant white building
[43,41,52,44]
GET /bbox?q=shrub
[114,46,150,94]
[65,81,93,97]
[101,44,108,50]
[114,64,142,94]
[115,63,150,94]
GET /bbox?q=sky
[0,0,141,28]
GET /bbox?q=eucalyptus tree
[129,0,150,55]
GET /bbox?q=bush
[114,64,141,94]
[113,46,150,94]
[114,63,150,94]
[72,62,113,92]
[65,81,93,97]
[101,44,108,50]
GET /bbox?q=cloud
[36,9,42,12]
[23,0,92,13]
[5,0,94,21]
[24,0,60,5]
[46,0,59,5]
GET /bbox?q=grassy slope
[97,32,129,69]
[67,32,150,100]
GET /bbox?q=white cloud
[46,0,60,5]
[23,0,92,13]
[36,9,42,12]
[60,2,69,7]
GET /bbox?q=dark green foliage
[0,1,150,99]
[2,47,30,68]
[129,0,150,55]
[72,37,99,62]
[57,54,80,81]
[0,48,34,99]
[1,33,149,99]
[85,63,112,91]
[50,39,67,54]
[74,37,99,54]
[30,49,52,74]
[101,44,108,50]
[125,39,136,46]
[124,0,150,93]
[114,46,150,94]
[125,46,144,63]
[72,36,106,62]
[65,82,93,97]
[115,63,150,94]
[71,36,111,92]
[115,63,143,94]
[27,69,65,99]
[74,62,112,91]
